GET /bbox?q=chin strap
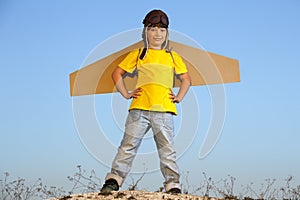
[139,48,147,60]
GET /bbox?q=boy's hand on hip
[128,88,142,99]
[169,90,181,103]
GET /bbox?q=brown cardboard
[70,40,240,96]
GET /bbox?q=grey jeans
[105,109,181,191]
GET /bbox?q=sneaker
[100,179,119,195]
[167,188,181,194]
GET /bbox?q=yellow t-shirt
[118,48,188,115]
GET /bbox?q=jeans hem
[105,173,124,187]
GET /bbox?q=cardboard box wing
[70,40,240,96]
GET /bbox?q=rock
[48,190,222,200]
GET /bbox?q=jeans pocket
[162,113,174,132]
[126,109,142,125]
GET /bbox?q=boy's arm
[112,66,141,99]
[170,72,191,103]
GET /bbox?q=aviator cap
[142,9,169,28]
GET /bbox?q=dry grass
[1,165,299,200]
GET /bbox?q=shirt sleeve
[172,51,188,74]
[118,49,140,73]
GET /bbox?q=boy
[101,9,191,195]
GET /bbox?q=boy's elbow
[186,76,192,86]
[182,73,192,85]
[112,67,126,83]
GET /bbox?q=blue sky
[1,0,300,195]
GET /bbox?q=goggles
[143,10,169,28]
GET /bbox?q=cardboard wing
[69,40,240,96]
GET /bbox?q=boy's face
[147,26,167,50]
